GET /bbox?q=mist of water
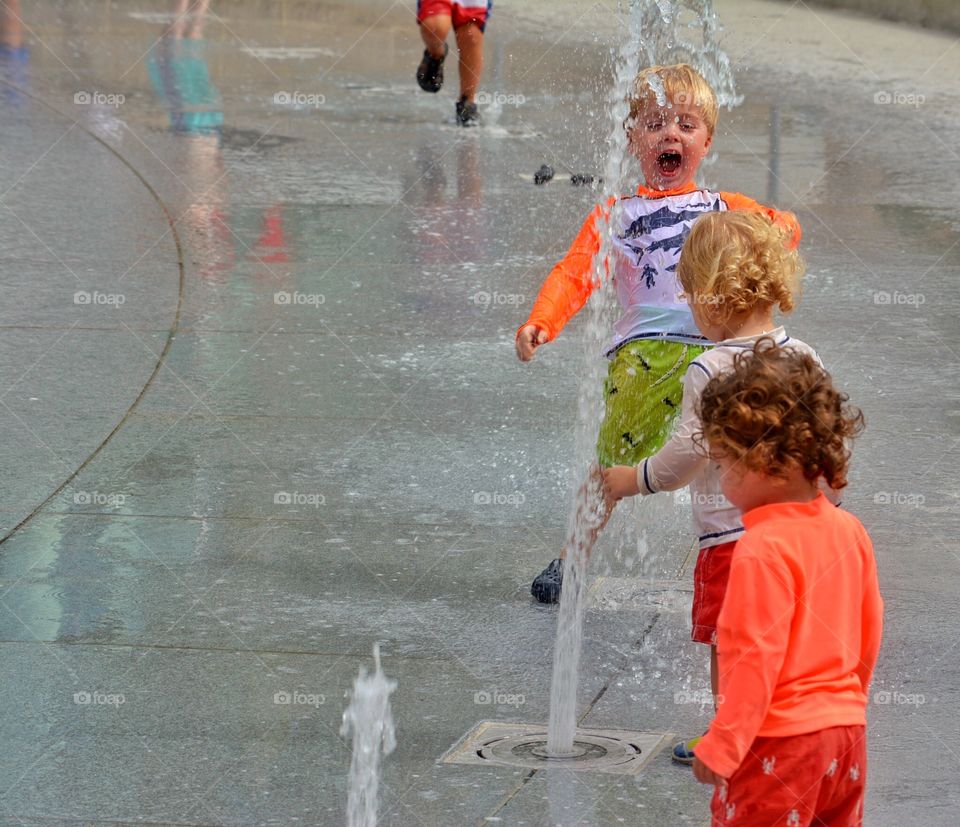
[341,643,397,827]
[545,0,739,757]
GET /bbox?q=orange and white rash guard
[694,494,884,779]
[519,182,801,354]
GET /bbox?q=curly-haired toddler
[601,209,832,764]
[688,343,881,827]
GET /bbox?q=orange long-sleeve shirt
[519,182,801,346]
[695,493,883,779]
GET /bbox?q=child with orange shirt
[517,64,800,604]
[691,344,882,826]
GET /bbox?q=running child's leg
[416,3,452,93]
[453,21,483,102]
[531,465,615,604]
[531,341,704,603]
[563,463,617,559]
[419,12,451,59]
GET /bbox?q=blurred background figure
[147,0,233,284]
[0,0,30,108]
[415,0,490,126]
[146,0,223,136]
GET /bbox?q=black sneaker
[416,44,447,93]
[456,97,480,127]
[531,558,563,603]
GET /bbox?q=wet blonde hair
[627,63,719,137]
[677,211,802,322]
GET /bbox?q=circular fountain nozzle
[481,730,640,771]
[529,741,600,760]
[442,722,672,776]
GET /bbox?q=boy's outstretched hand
[515,325,549,362]
[692,756,728,788]
[601,465,640,500]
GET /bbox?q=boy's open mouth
[657,151,682,176]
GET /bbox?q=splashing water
[341,644,397,827]
[545,0,739,758]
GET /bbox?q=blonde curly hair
[677,210,803,323]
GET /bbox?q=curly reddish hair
[697,340,864,489]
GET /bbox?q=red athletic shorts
[711,725,867,826]
[692,540,737,644]
[417,0,491,31]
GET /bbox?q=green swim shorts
[595,339,708,468]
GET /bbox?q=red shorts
[711,725,867,827]
[692,540,737,644]
[417,0,491,31]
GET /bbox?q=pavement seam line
[0,79,185,551]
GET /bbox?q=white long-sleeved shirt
[635,327,824,549]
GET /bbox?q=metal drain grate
[441,721,673,775]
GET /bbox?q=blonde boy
[519,64,800,604]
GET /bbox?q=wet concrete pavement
[0,0,958,825]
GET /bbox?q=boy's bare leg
[559,464,616,562]
[419,14,451,59]
[453,22,484,101]
[532,465,613,602]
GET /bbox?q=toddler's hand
[601,465,640,500]
[692,756,727,788]
[516,325,549,362]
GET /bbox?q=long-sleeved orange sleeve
[695,495,883,780]
[517,201,609,342]
[720,191,802,249]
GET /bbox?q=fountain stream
[341,644,397,827]
[545,0,740,758]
